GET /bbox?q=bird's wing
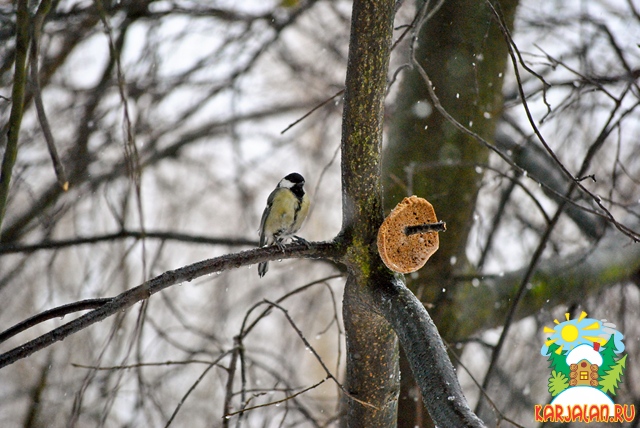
[259,188,280,246]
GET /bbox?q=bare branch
[445,343,527,428]
[239,274,344,338]
[164,357,227,428]
[28,0,67,192]
[260,300,377,410]
[280,89,344,134]
[0,229,257,254]
[221,340,239,428]
[0,241,340,369]
[225,377,328,418]
[0,0,30,236]
[476,3,640,416]
[372,274,486,427]
[0,298,110,344]
[71,359,225,370]
[487,0,640,242]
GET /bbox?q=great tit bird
[258,172,310,277]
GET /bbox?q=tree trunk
[340,0,399,425]
[340,0,486,426]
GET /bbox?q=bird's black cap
[284,172,305,183]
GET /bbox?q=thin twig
[224,377,328,418]
[30,0,68,191]
[71,358,222,370]
[261,300,378,411]
[408,1,639,243]
[404,221,447,235]
[445,342,526,428]
[280,89,344,135]
[164,358,224,427]
[279,0,447,135]
[311,142,341,213]
[476,2,640,415]
[485,0,639,242]
[234,276,343,423]
[222,342,240,428]
[94,0,148,292]
[478,178,517,269]
[0,0,30,236]
[0,229,257,254]
[240,274,344,338]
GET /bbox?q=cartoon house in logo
[539,311,631,422]
[567,343,601,387]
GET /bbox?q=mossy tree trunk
[339,0,487,426]
[340,0,400,424]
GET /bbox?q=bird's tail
[258,261,268,277]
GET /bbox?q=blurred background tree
[1,0,639,427]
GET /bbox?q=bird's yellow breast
[264,189,309,236]
[296,194,310,230]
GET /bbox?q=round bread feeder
[377,195,445,274]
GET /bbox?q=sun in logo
[540,311,623,356]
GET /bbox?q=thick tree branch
[0,298,110,344]
[373,275,486,427]
[0,241,339,369]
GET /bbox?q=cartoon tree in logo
[597,333,627,396]
[546,343,571,396]
[546,343,570,377]
[598,334,619,376]
[600,353,627,395]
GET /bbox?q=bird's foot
[293,235,311,248]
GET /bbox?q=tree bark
[340,0,485,426]
[340,0,399,425]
